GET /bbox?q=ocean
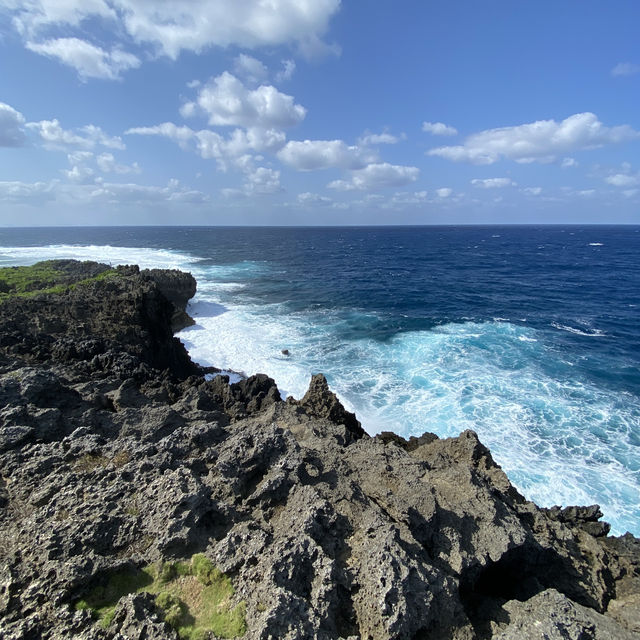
[1,225,638,536]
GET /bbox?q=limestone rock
[0,261,638,640]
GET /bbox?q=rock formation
[0,260,638,640]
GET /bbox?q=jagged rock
[0,261,639,640]
[142,268,196,332]
[109,592,176,639]
[493,588,638,639]
[288,373,366,443]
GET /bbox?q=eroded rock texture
[0,261,638,640]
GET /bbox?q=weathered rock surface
[0,260,638,640]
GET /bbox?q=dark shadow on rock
[459,540,610,639]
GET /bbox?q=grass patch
[0,261,119,302]
[74,454,110,472]
[75,554,246,638]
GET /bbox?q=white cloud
[126,122,286,171]
[471,178,516,188]
[358,132,402,145]
[422,121,458,136]
[26,37,140,80]
[6,0,341,64]
[523,187,542,195]
[428,113,640,164]
[88,180,210,204]
[328,162,419,191]
[0,102,26,147]
[0,176,209,209]
[96,152,141,174]
[390,190,428,205]
[126,122,196,149]
[577,189,596,197]
[233,54,269,84]
[0,179,58,203]
[277,139,374,170]
[275,59,296,83]
[561,157,578,168]
[606,173,638,187]
[297,191,332,205]
[604,164,640,188]
[64,164,95,183]
[436,188,452,198]
[182,72,306,129]
[623,189,638,198]
[27,119,125,149]
[611,62,640,77]
[244,167,281,194]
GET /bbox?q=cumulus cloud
[181,72,306,129]
[328,162,419,191]
[523,187,542,195]
[96,152,141,174]
[422,121,458,136]
[8,0,341,67]
[126,122,286,170]
[611,62,640,77]
[428,113,640,165]
[233,54,269,84]
[0,102,27,147]
[471,178,516,188]
[561,157,578,168]
[26,37,140,80]
[245,167,281,194]
[27,119,125,149]
[436,188,452,198]
[277,139,375,170]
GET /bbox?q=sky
[0,0,639,226]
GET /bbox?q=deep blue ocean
[1,226,638,535]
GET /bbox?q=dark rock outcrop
[142,268,197,332]
[0,261,638,640]
[0,262,198,378]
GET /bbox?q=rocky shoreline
[0,260,638,640]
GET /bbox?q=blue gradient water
[1,226,638,535]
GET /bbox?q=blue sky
[0,0,639,225]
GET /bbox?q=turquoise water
[1,225,638,535]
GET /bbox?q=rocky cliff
[0,261,638,640]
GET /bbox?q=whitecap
[589,242,603,246]
[551,322,607,337]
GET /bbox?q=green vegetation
[73,454,110,472]
[75,554,246,639]
[0,261,118,301]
